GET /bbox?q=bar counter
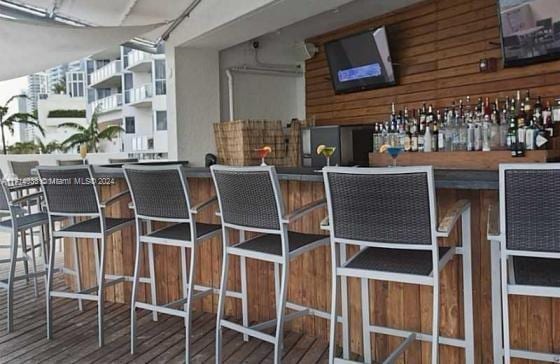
[67,164,508,362]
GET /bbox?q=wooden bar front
[62,173,556,363]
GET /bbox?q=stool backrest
[9,160,39,179]
[36,165,100,216]
[57,159,87,166]
[323,166,436,246]
[211,165,283,232]
[109,158,138,164]
[0,169,9,213]
[123,164,191,221]
[501,164,560,253]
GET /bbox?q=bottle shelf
[369,150,560,170]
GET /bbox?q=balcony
[126,50,152,72]
[90,94,122,114]
[89,60,122,88]
[125,84,152,107]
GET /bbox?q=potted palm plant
[59,109,124,153]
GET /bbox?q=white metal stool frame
[323,166,474,364]
[211,165,330,364]
[37,165,135,347]
[488,163,560,363]
[0,181,51,332]
[123,164,221,362]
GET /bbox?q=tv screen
[497,0,560,67]
[324,26,396,94]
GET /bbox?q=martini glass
[386,145,403,167]
[321,146,336,167]
[255,146,271,166]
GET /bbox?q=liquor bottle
[424,119,433,152]
[500,98,510,148]
[435,110,442,152]
[524,90,532,114]
[510,100,525,157]
[411,115,419,152]
[482,114,491,152]
[474,122,482,151]
[543,101,553,137]
[404,122,412,152]
[525,118,536,150]
[517,101,527,150]
[373,123,380,152]
[534,96,543,125]
[418,114,425,152]
[467,118,475,151]
[398,116,407,148]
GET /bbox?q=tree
[52,77,66,95]
[36,138,66,154]
[7,141,38,154]
[0,95,45,154]
[59,108,123,152]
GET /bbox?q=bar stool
[0,179,50,332]
[322,166,474,364]
[488,164,560,363]
[211,165,328,364]
[109,158,138,164]
[37,165,135,347]
[123,164,221,362]
[57,159,87,166]
[9,160,39,180]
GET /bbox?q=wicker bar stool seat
[512,257,560,287]
[487,164,560,363]
[0,179,53,333]
[323,166,474,364]
[212,165,329,364]
[345,246,451,276]
[57,217,133,236]
[145,222,220,242]
[123,164,221,363]
[37,165,136,348]
[233,231,326,258]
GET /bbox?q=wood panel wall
[305,0,560,125]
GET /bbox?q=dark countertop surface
[92,162,499,190]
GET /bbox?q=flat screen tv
[497,0,560,67]
[324,26,396,94]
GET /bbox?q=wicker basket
[214,120,301,167]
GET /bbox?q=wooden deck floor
[0,248,329,363]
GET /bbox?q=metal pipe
[226,69,234,121]
[160,0,202,42]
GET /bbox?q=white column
[166,46,219,165]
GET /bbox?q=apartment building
[86,46,168,158]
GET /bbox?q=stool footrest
[50,291,98,301]
[162,289,213,309]
[382,333,416,364]
[220,319,276,344]
[135,301,188,318]
[370,324,466,348]
[250,308,309,332]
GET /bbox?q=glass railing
[90,94,123,113]
[125,84,153,104]
[89,60,122,86]
[127,50,152,69]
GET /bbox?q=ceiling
[180,0,423,50]
[1,0,185,26]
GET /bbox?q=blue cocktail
[386,146,403,167]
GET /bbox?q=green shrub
[47,109,86,118]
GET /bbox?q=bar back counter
[59,163,510,363]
